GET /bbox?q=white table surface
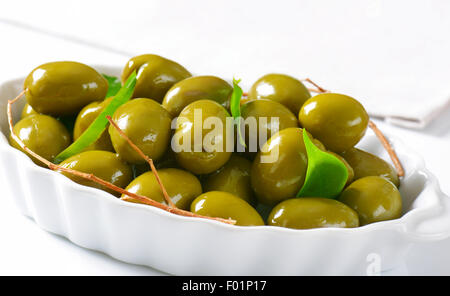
[0,0,449,275]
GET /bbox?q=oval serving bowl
[1,66,450,275]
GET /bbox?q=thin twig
[368,121,405,177]
[301,78,329,93]
[306,88,325,93]
[7,91,235,225]
[106,115,176,208]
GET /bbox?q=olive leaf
[297,130,348,198]
[230,78,246,148]
[53,71,137,163]
[102,74,122,98]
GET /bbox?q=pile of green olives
[9,54,403,230]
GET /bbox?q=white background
[0,0,449,275]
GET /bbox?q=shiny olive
[328,151,354,186]
[24,61,108,116]
[172,100,232,175]
[59,150,132,196]
[162,75,232,117]
[251,128,308,206]
[340,148,400,187]
[190,191,264,226]
[240,99,298,153]
[203,155,254,204]
[247,73,311,115]
[73,97,114,152]
[10,114,71,165]
[109,98,172,164]
[268,198,359,229]
[121,54,191,102]
[299,93,369,152]
[339,176,402,225]
[21,103,39,119]
[123,168,202,210]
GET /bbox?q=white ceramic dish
[1,66,450,275]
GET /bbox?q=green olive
[121,54,191,102]
[10,114,71,165]
[339,176,402,225]
[340,148,400,187]
[109,98,173,164]
[24,61,108,116]
[162,75,232,117]
[203,155,254,204]
[328,151,354,186]
[59,150,132,196]
[299,93,369,152]
[247,73,311,115]
[123,168,202,210]
[21,103,39,119]
[190,191,264,226]
[240,99,298,154]
[73,97,114,152]
[251,128,308,206]
[172,100,232,175]
[268,198,359,229]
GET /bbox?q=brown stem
[306,88,323,93]
[7,91,235,225]
[302,78,329,93]
[106,115,176,208]
[368,120,405,177]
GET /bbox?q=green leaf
[53,71,137,163]
[297,130,348,198]
[230,78,246,148]
[102,74,122,98]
